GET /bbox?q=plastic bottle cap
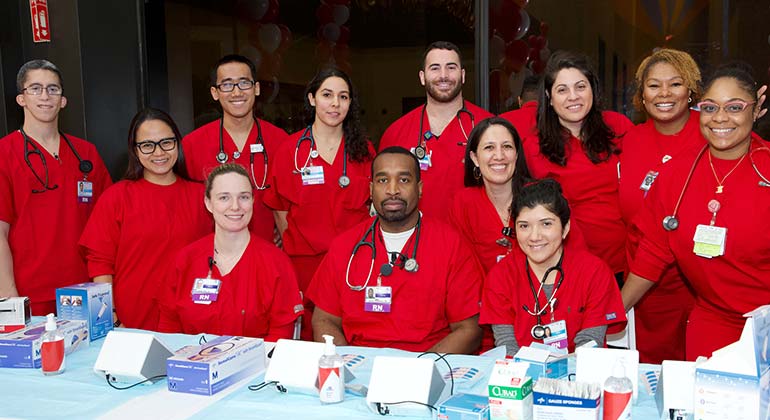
[45,313,57,332]
[612,360,626,377]
[322,334,336,355]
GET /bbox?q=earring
[688,97,692,103]
[473,166,481,180]
[642,99,645,105]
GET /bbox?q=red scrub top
[157,233,303,341]
[499,101,538,139]
[379,101,493,222]
[306,217,484,352]
[0,130,112,315]
[619,110,701,363]
[78,178,212,330]
[523,111,633,274]
[182,118,288,242]
[631,135,770,360]
[263,130,374,290]
[448,186,587,274]
[480,241,627,353]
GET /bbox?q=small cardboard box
[0,319,88,368]
[56,282,113,341]
[514,344,569,381]
[0,297,31,333]
[436,393,490,420]
[533,391,600,420]
[166,336,266,396]
[694,305,770,420]
[487,359,533,420]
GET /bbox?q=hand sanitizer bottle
[41,313,65,376]
[603,360,633,420]
[318,334,344,404]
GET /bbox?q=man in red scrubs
[379,41,493,222]
[182,54,288,242]
[0,60,112,315]
[499,75,540,139]
[308,147,483,353]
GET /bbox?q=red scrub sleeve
[305,251,343,317]
[0,162,14,224]
[78,185,124,277]
[262,141,293,212]
[262,245,304,341]
[579,256,627,330]
[156,249,189,334]
[629,180,677,283]
[479,256,517,326]
[444,241,484,324]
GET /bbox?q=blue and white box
[694,305,770,420]
[514,344,569,381]
[0,319,88,368]
[166,336,266,396]
[532,391,600,420]
[56,282,113,341]
[437,393,490,420]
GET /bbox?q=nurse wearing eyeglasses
[623,62,770,360]
[480,179,626,356]
[0,60,111,315]
[79,108,212,330]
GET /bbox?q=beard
[376,198,412,223]
[425,78,463,103]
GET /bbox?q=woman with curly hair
[264,67,374,339]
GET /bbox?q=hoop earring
[688,97,692,103]
[473,166,481,180]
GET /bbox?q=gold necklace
[708,151,747,194]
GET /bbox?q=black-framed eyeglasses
[135,137,177,154]
[22,84,63,96]
[215,79,256,92]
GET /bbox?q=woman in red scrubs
[79,108,211,330]
[619,49,702,363]
[263,68,373,339]
[480,179,626,355]
[158,164,303,340]
[623,62,770,360]
[522,51,633,279]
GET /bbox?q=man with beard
[307,147,483,353]
[379,41,493,222]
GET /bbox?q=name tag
[693,224,726,258]
[191,278,221,305]
[364,286,392,313]
[250,143,264,153]
[639,170,659,192]
[301,165,325,186]
[542,319,568,350]
[77,181,93,203]
[410,147,432,171]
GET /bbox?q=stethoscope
[293,125,350,188]
[215,118,269,190]
[522,251,565,340]
[20,128,93,193]
[663,141,770,231]
[413,101,475,159]
[345,215,422,291]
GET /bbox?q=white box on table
[56,282,113,341]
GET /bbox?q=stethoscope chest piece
[380,263,393,277]
[531,324,546,340]
[404,258,419,273]
[338,175,350,188]
[662,215,679,231]
[216,151,228,164]
[414,145,426,160]
[310,150,319,159]
[79,160,94,174]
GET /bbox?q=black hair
[537,51,619,165]
[209,54,257,86]
[304,67,371,162]
[514,178,571,227]
[421,41,463,70]
[702,61,758,100]
[124,108,189,181]
[520,75,541,103]
[463,117,532,198]
[373,146,421,182]
[17,59,63,93]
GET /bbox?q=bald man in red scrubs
[308,147,483,353]
[379,41,492,222]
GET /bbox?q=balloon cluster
[315,0,352,74]
[489,0,550,109]
[239,0,292,82]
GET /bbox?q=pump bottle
[603,360,633,420]
[41,313,65,376]
[318,334,344,404]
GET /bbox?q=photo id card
[191,277,221,305]
[543,319,569,350]
[77,181,93,203]
[301,165,325,186]
[364,286,392,313]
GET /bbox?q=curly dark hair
[303,67,371,162]
[537,51,619,165]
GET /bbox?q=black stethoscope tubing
[216,118,269,190]
[20,128,93,193]
[294,125,349,188]
[523,251,566,340]
[414,101,475,159]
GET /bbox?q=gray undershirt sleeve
[574,325,607,348]
[491,324,520,357]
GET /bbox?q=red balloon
[504,40,529,73]
[491,1,521,41]
[527,47,540,63]
[512,0,529,7]
[338,25,350,45]
[316,4,333,24]
[540,22,549,36]
[535,35,547,49]
[278,24,292,52]
[531,59,546,74]
[262,0,280,23]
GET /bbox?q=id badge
[364,286,392,313]
[191,278,221,305]
[250,143,264,153]
[77,181,93,203]
[639,170,659,192]
[542,319,568,350]
[693,224,726,258]
[410,147,432,171]
[301,165,325,186]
